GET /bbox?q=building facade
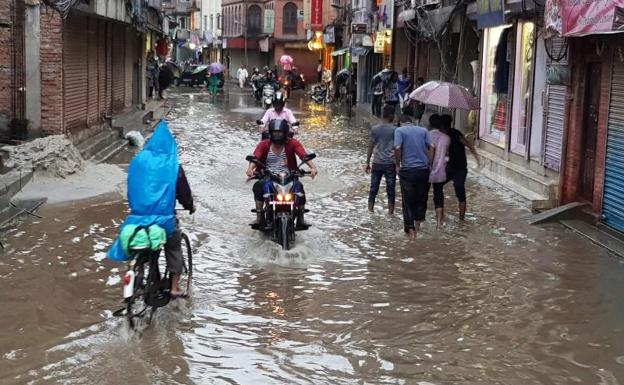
[0,0,165,142]
[163,0,202,63]
[200,0,223,63]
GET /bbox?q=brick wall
[40,7,64,134]
[561,37,612,213]
[0,0,14,130]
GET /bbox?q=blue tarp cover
[107,121,179,261]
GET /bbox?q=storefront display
[510,22,535,153]
[480,25,511,147]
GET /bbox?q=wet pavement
[2,86,624,385]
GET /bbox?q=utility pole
[243,0,248,68]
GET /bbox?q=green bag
[119,224,167,255]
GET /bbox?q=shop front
[479,22,536,155]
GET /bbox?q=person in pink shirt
[257,92,299,137]
[428,114,451,229]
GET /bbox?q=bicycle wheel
[179,233,193,296]
[126,262,151,329]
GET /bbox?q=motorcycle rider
[258,91,299,136]
[246,119,318,229]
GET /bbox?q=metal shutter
[542,85,566,171]
[602,59,624,232]
[125,27,133,108]
[63,14,88,132]
[87,18,99,125]
[112,25,125,113]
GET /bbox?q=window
[248,5,262,35]
[210,14,214,30]
[510,21,535,153]
[283,2,297,34]
[217,13,221,29]
[203,15,207,31]
[178,16,189,30]
[479,25,511,147]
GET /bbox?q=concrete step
[477,151,558,210]
[76,130,120,161]
[561,219,624,258]
[529,202,588,225]
[92,138,129,163]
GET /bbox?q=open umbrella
[208,62,225,74]
[371,68,393,87]
[279,55,294,71]
[408,80,479,110]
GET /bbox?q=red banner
[560,0,624,37]
[311,0,323,31]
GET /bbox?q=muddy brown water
[2,87,624,384]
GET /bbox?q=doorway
[580,62,601,201]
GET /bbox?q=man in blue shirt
[394,116,434,238]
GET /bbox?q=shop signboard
[311,0,323,31]
[351,23,367,34]
[374,32,385,53]
[263,9,274,34]
[476,0,505,29]
[559,0,624,36]
[303,0,311,29]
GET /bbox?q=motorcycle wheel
[277,217,290,251]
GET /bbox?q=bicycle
[113,221,193,329]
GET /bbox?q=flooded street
[3,86,624,384]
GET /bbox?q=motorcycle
[262,82,279,109]
[310,83,332,104]
[247,153,316,251]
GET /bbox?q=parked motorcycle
[247,153,316,250]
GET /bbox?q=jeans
[164,223,183,274]
[372,94,383,117]
[446,167,468,203]
[399,168,430,232]
[368,163,396,205]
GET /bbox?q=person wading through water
[366,104,397,215]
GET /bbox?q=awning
[332,47,349,56]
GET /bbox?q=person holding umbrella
[440,114,480,221]
[208,62,225,95]
[408,80,481,222]
[371,69,392,118]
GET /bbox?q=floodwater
[2,86,624,385]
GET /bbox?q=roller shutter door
[63,14,88,132]
[603,59,624,232]
[542,85,566,171]
[112,26,125,113]
[87,18,99,125]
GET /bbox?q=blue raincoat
[107,121,179,261]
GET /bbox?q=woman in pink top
[428,114,451,229]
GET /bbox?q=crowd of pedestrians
[366,98,480,239]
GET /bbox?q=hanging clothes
[494,28,511,94]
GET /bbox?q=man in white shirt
[237,64,248,89]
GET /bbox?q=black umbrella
[371,68,393,87]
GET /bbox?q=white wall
[200,0,222,39]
